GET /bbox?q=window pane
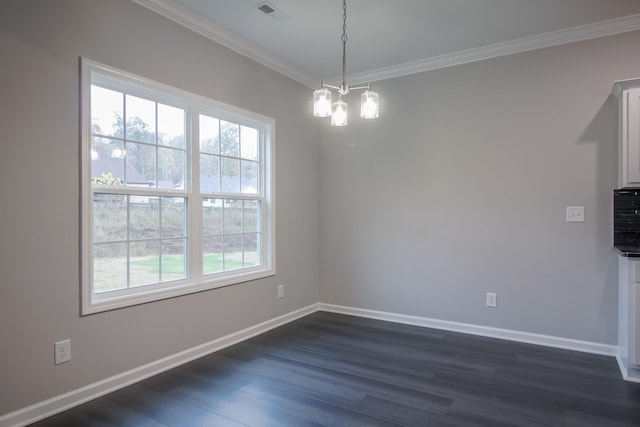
[221,157,240,193]
[129,199,159,240]
[200,115,220,154]
[241,160,258,194]
[126,142,155,185]
[220,120,239,157]
[224,200,242,234]
[161,197,186,237]
[91,86,123,138]
[130,241,159,287]
[203,199,223,235]
[243,200,260,233]
[240,126,258,160]
[200,154,220,193]
[203,235,223,274]
[158,147,185,189]
[158,104,185,148]
[126,95,156,143]
[223,235,243,271]
[243,233,260,267]
[162,239,186,281]
[91,138,125,184]
[93,243,127,293]
[93,194,127,242]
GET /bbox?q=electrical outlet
[277,284,284,298]
[486,292,497,308]
[54,339,71,365]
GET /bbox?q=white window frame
[81,58,275,315]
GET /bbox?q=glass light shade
[360,89,379,119]
[313,87,332,117]
[331,100,348,126]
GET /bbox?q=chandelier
[313,0,379,126]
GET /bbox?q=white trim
[0,303,320,427]
[318,303,618,357]
[616,353,640,383]
[81,58,276,315]
[615,354,640,383]
[346,13,640,85]
[130,0,317,88]
[130,1,640,87]
[612,77,640,99]
[1,302,626,425]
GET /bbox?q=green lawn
[94,252,257,293]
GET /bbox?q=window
[81,59,275,315]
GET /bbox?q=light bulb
[331,100,348,126]
[313,87,332,117]
[360,90,379,119]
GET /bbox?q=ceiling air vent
[253,2,289,22]
[258,3,275,14]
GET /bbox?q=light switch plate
[566,206,585,222]
[486,292,497,308]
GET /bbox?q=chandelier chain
[341,0,348,94]
[342,0,348,44]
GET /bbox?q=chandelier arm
[348,84,371,91]
[324,84,371,95]
[322,83,342,91]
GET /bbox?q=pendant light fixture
[313,0,379,126]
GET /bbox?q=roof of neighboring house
[91,146,151,186]
[202,175,257,194]
[92,146,258,192]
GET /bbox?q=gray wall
[320,30,640,344]
[0,0,321,415]
[3,0,640,418]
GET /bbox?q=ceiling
[134,0,640,88]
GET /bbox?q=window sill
[81,267,276,315]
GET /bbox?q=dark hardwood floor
[30,311,640,426]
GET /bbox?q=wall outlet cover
[54,339,71,365]
[566,206,585,222]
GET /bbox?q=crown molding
[346,13,640,85]
[132,0,640,88]
[130,0,319,88]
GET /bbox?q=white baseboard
[0,303,320,427]
[616,353,640,383]
[318,303,619,357]
[1,302,622,426]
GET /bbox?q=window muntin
[81,59,274,315]
[202,198,261,274]
[199,115,260,195]
[90,86,187,190]
[92,195,188,293]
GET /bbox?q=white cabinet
[618,256,640,381]
[613,78,640,188]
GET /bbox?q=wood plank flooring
[30,311,640,426]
